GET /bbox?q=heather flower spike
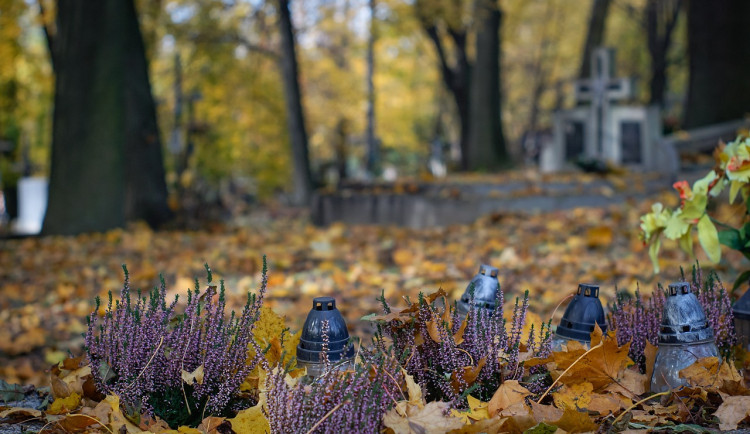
[85,259,268,428]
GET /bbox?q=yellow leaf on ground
[679,356,744,392]
[46,392,81,415]
[227,393,269,434]
[487,380,531,417]
[715,396,750,430]
[383,401,464,434]
[403,369,423,407]
[552,382,592,411]
[553,407,599,433]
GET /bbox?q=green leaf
[678,230,694,256]
[730,180,742,204]
[733,270,750,291]
[718,228,742,250]
[697,214,721,263]
[0,379,26,402]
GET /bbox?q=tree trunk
[277,0,313,206]
[43,0,171,235]
[646,0,680,107]
[365,0,377,174]
[466,0,507,170]
[684,0,750,128]
[579,0,612,79]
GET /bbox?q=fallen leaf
[487,380,531,417]
[383,401,464,434]
[552,407,598,433]
[552,382,592,411]
[227,393,268,434]
[714,396,750,430]
[46,392,81,414]
[529,400,563,423]
[182,365,204,385]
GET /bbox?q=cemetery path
[0,187,745,387]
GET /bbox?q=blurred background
[0,0,748,386]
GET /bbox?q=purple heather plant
[265,348,402,433]
[85,261,268,428]
[371,288,552,406]
[609,265,736,370]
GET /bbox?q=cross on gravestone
[574,47,634,159]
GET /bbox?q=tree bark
[579,0,612,79]
[646,0,681,107]
[43,0,171,235]
[466,0,508,170]
[684,0,750,128]
[417,4,471,170]
[277,0,313,205]
[365,0,377,174]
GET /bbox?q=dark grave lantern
[650,282,719,392]
[732,285,750,350]
[551,283,607,350]
[456,264,500,318]
[296,296,355,377]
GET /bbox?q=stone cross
[573,47,633,159]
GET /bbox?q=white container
[13,177,48,235]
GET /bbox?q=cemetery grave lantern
[456,264,500,318]
[551,283,607,350]
[650,282,719,393]
[296,296,355,377]
[733,286,750,350]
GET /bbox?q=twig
[40,414,114,434]
[536,340,604,403]
[124,336,164,391]
[549,293,575,324]
[305,401,348,434]
[611,391,670,426]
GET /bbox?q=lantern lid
[733,286,750,320]
[555,283,607,342]
[658,282,715,345]
[457,264,500,314]
[296,297,355,363]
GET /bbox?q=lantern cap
[457,264,500,314]
[554,283,607,342]
[658,282,714,345]
[733,286,750,320]
[296,297,355,363]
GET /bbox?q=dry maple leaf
[678,356,745,394]
[552,407,599,433]
[487,380,531,417]
[383,401,465,434]
[715,395,750,430]
[552,382,592,411]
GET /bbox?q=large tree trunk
[684,0,750,128]
[365,0,377,174]
[277,0,313,206]
[646,0,680,107]
[43,0,171,235]
[466,0,508,170]
[579,0,612,79]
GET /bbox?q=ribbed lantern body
[733,288,750,350]
[456,264,500,317]
[650,282,718,393]
[551,283,607,350]
[296,297,355,377]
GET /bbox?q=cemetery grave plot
[313,169,671,227]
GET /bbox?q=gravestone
[542,47,675,174]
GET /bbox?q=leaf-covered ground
[0,185,746,391]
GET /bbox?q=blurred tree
[416,0,509,171]
[579,0,611,79]
[684,0,750,128]
[466,0,508,170]
[42,0,171,235]
[277,0,313,205]
[645,0,681,108]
